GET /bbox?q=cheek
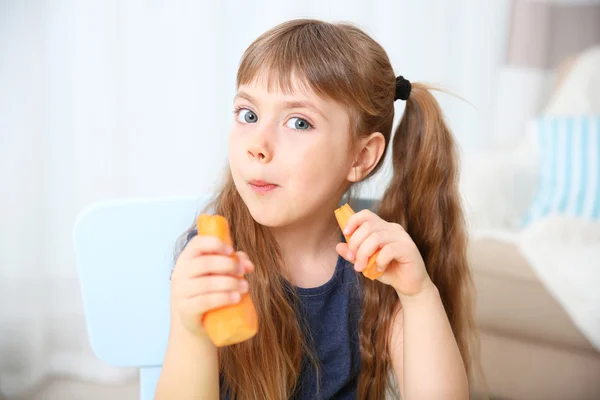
[228,131,244,168]
[289,143,347,187]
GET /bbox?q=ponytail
[357,83,483,398]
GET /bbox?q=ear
[346,132,386,183]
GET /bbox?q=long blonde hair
[177,18,482,399]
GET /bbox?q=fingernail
[377,265,385,272]
[346,251,354,260]
[344,227,350,234]
[225,246,234,255]
[239,280,249,292]
[237,262,245,275]
[231,292,241,303]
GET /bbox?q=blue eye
[286,117,312,131]
[237,109,258,123]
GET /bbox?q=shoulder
[177,227,198,254]
[186,228,198,243]
[171,227,198,273]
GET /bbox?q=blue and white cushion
[523,116,600,225]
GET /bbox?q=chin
[246,206,288,228]
[235,186,288,228]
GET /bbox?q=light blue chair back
[73,196,208,399]
[73,195,377,399]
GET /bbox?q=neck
[270,202,342,288]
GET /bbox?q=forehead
[236,74,350,119]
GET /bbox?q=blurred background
[1,0,599,399]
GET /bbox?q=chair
[73,195,376,399]
[73,195,208,400]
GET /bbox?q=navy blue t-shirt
[183,230,362,399]
[290,249,362,399]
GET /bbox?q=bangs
[236,20,376,115]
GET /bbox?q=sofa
[464,45,600,400]
[469,238,600,400]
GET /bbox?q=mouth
[248,179,278,194]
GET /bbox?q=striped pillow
[523,116,600,225]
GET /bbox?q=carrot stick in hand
[334,204,385,280]
[196,214,258,346]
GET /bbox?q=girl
[157,18,482,400]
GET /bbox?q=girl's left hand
[335,209,433,297]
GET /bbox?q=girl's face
[228,76,356,228]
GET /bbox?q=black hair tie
[394,75,411,101]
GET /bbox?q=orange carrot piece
[334,204,384,280]
[196,214,258,346]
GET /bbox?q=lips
[249,179,275,187]
[248,179,278,194]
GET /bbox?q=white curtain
[491,0,600,150]
[0,0,510,396]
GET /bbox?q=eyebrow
[234,90,329,122]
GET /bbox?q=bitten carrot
[334,204,385,280]
[196,214,258,347]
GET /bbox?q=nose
[247,131,273,163]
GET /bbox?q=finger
[235,251,255,274]
[242,259,255,274]
[346,220,372,258]
[343,209,377,237]
[184,291,242,315]
[235,251,250,263]
[335,242,353,263]
[355,230,398,271]
[346,213,390,256]
[183,255,240,278]
[181,275,248,297]
[375,242,403,272]
[354,231,382,272]
[180,235,234,261]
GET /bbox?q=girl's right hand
[170,235,255,337]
